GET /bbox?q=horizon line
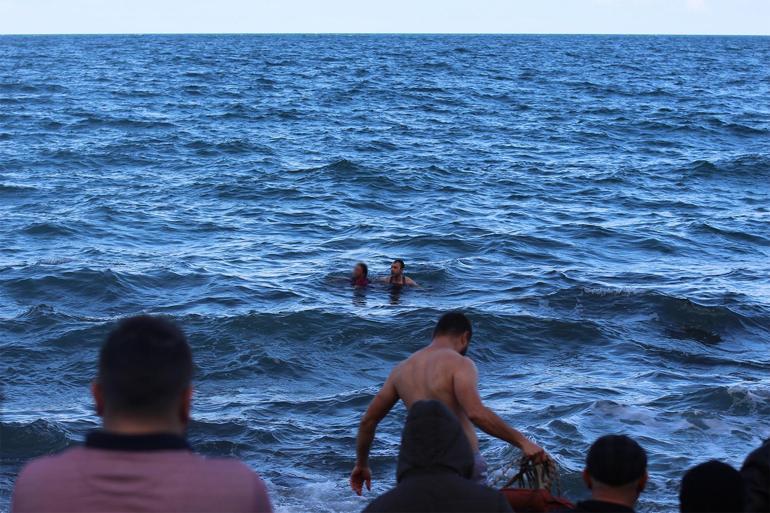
[1,31,769,37]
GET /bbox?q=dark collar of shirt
[576,499,635,513]
[86,430,191,452]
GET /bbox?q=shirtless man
[380,259,417,287]
[350,312,547,495]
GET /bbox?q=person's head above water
[390,259,405,276]
[352,262,369,286]
[353,262,368,279]
[386,258,417,287]
[583,434,648,509]
[431,311,472,356]
[93,315,193,435]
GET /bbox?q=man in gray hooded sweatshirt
[363,400,512,513]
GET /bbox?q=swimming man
[381,259,417,286]
[350,311,547,494]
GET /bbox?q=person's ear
[179,386,193,427]
[637,471,648,494]
[582,469,593,490]
[91,380,105,417]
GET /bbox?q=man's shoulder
[187,454,265,482]
[743,438,770,470]
[17,446,86,482]
[13,447,88,507]
[400,348,470,370]
[14,450,270,513]
[17,448,260,478]
[190,455,269,497]
[448,352,475,372]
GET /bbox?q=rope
[493,457,563,496]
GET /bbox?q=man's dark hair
[99,315,193,417]
[357,262,368,278]
[432,311,472,339]
[393,259,405,270]
[586,435,647,487]
[680,460,745,513]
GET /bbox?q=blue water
[1,34,769,512]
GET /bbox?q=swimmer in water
[381,259,417,287]
[351,262,370,287]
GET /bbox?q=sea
[1,34,769,512]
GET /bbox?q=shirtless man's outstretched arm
[350,369,400,496]
[453,357,546,462]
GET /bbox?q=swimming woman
[351,262,370,287]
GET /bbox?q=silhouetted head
[390,259,405,276]
[432,311,472,356]
[583,435,648,508]
[680,460,745,513]
[353,262,368,280]
[93,315,193,431]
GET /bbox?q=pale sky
[1,0,768,35]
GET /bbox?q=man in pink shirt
[12,315,273,513]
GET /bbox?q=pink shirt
[12,445,273,513]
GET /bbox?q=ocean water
[1,34,769,512]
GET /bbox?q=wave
[0,82,68,94]
[705,117,768,136]
[535,286,768,338]
[185,138,275,157]
[0,183,36,193]
[72,116,177,130]
[0,267,255,315]
[287,159,403,190]
[0,420,75,460]
[647,384,770,417]
[22,222,78,237]
[295,159,360,174]
[683,154,770,179]
[690,221,770,246]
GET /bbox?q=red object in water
[500,487,575,512]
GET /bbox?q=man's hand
[520,439,549,464]
[350,465,372,496]
[352,370,399,496]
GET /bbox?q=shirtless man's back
[392,346,480,449]
[350,312,547,496]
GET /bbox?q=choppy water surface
[1,34,769,512]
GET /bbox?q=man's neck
[589,490,636,509]
[102,416,185,436]
[429,336,459,351]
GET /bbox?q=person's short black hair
[393,259,405,270]
[586,435,647,487]
[433,311,472,339]
[357,262,368,277]
[99,315,193,417]
[680,460,745,513]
